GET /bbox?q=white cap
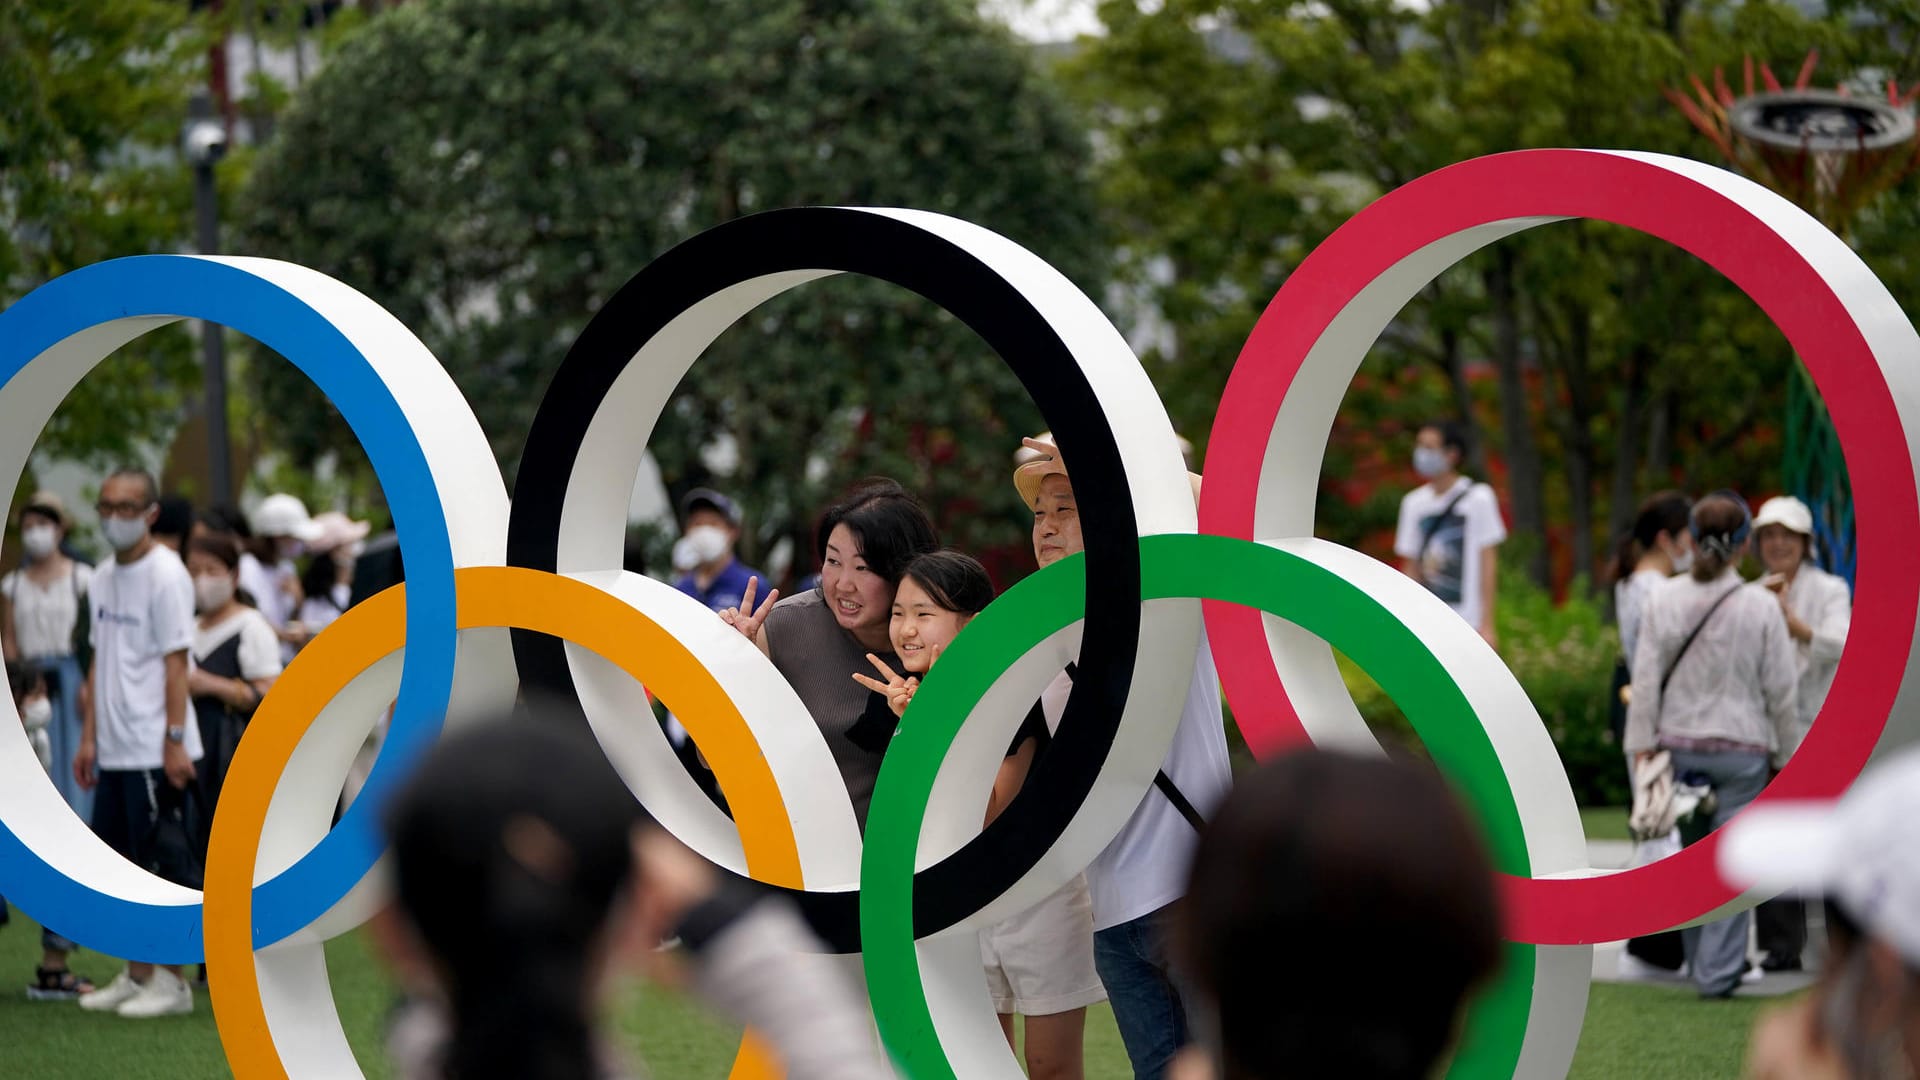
[1719,748,1920,966]
[1753,495,1814,537]
[251,493,324,542]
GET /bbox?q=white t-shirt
[90,544,201,769]
[240,552,295,630]
[2,561,91,659]
[1394,476,1507,632]
[193,607,285,683]
[1042,633,1234,931]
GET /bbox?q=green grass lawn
[1,902,1773,1078]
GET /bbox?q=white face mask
[20,696,51,731]
[685,525,731,565]
[195,574,235,613]
[1669,545,1693,574]
[20,524,57,561]
[1413,446,1451,480]
[102,516,149,553]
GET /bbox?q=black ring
[505,207,1143,951]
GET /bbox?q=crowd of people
[0,472,369,1017]
[4,418,1906,1080]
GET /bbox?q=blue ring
[0,256,458,962]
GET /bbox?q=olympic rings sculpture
[0,149,1913,1080]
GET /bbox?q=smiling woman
[727,478,939,830]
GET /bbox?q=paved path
[1582,839,1818,996]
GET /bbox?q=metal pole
[194,158,233,506]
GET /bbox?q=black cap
[681,487,741,526]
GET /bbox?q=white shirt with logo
[90,544,201,770]
[1394,476,1507,631]
[1042,633,1234,931]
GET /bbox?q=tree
[0,0,212,471]
[237,0,1103,580]
[1067,0,1895,591]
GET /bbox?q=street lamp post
[184,91,232,506]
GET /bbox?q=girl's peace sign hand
[852,653,919,718]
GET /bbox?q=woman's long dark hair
[385,716,645,1080]
[901,550,994,616]
[1611,490,1691,584]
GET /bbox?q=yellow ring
[207,566,795,1079]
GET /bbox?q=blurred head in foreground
[384,716,649,1080]
[1723,749,1920,1079]
[1176,750,1502,1080]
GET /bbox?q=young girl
[853,550,1104,1080]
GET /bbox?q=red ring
[1198,148,1920,944]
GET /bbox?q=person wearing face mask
[720,477,939,828]
[1393,420,1507,646]
[671,489,765,614]
[248,493,324,660]
[73,468,204,1018]
[1608,491,1695,978]
[2,492,94,821]
[185,534,282,842]
[1750,494,1853,975]
[1723,746,1920,1080]
[1610,492,1696,775]
[5,657,96,1002]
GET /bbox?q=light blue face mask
[102,516,149,553]
[1413,445,1451,479]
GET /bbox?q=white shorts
[979,872,1106,1016]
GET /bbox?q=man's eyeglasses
[95,501,151,519]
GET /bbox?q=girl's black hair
[1611,490,1692,584]
[901,550,994,616]
[300,554,344,615]
[814,477,939,584]
[385,715,646,1080]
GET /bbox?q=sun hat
[251,493,324,542]
[1013,434,1203,509]
[1752,495,1815,537]
[1719,747,1920,966]
[308,511,372,554]
[20,491,68,528]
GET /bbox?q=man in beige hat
[1014,436,1232,1080]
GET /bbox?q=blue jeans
[1669,748,1770,997]
[1094,904,1189,1079]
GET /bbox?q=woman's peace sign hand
[719,576,780,653]
[852,653,919,718]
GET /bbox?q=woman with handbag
[1625,491,1799,998]
[1,492,94,821]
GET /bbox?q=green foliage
[1341,559,1625,805]
[1066,0,1912,588]
[237,0,1102,573]
[0,0,211,466]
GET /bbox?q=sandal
[26,966,94,1001]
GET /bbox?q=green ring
[860,533,1537,1078]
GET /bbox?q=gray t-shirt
[763,589,902,828]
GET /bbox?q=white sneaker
[1742,964,1766,984]
[116,968,192,1018]
[77,969,140,1012]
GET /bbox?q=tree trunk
[1560,304,1597,591]
[1487,249,1549,587]
[1607,346,1648,563]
